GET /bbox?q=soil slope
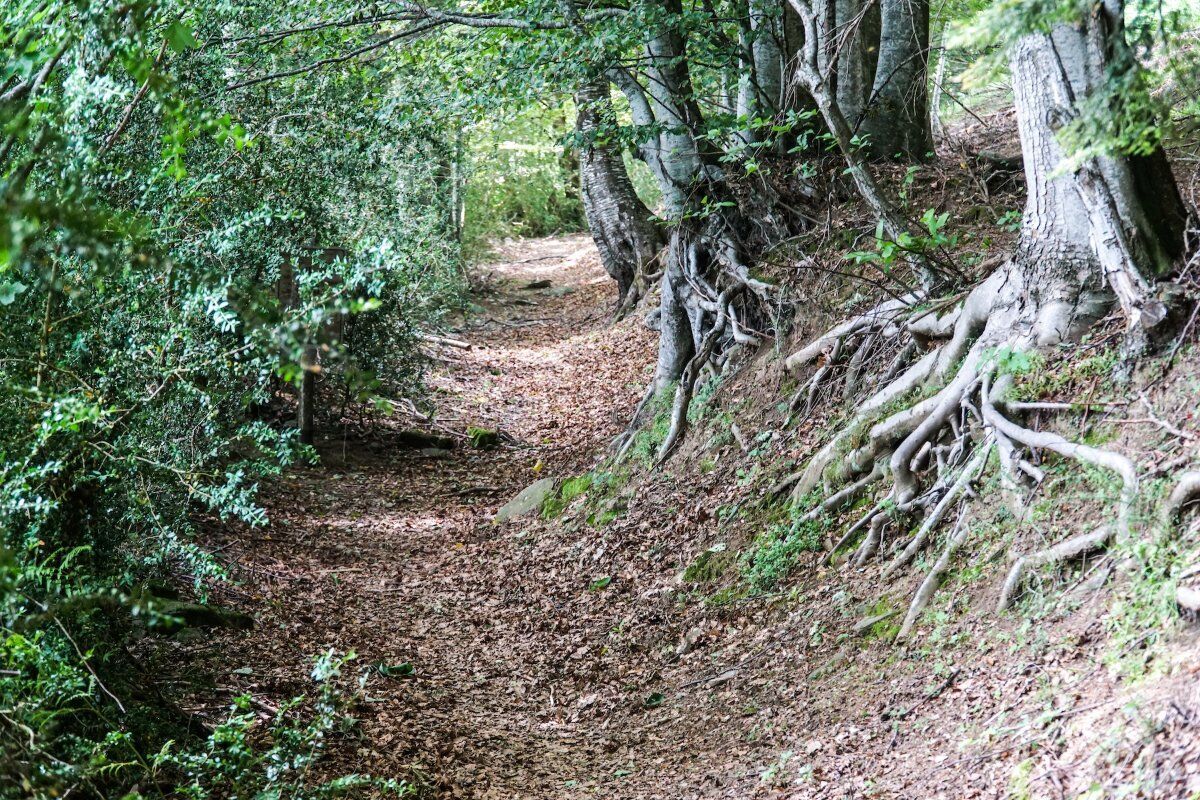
[194,234,1200,800]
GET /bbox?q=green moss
[687,376,721,423]
[627,385,675,466]
[682,545,733,584]
[862,598,901,641]
[541,473,594,518]
[541,469,630,527]
[466,425,499,449]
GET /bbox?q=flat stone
[852,609,899,635]
[495,477,556,523]
[1177,585,1200,613]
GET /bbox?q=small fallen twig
[419,332,472,350]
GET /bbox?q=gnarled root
[1161,471,1200,533]
[896,511,971,642]
[824,499,887,566]
[996,525,1113,612]
[654,286,742,464]
[781,246,1153,633]
[853,512,888,567]
[981,373,1138,541]
[783,293,922,374]
[798,466,881,523]
[883,440,993,580]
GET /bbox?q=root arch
[779,246,1165,637]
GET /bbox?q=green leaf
[164,22,198,53]
[374,661,415,678]
[588,576,611,592]
[0,280,27,305]
[643,692,664,708]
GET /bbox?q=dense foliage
[1,1,464,795]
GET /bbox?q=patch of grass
[1010,346,1120,402]
[705,585,751,607]
[1102,477,1192,679]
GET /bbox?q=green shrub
[154,652,409,800]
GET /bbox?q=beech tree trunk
[608,0,725,388]
[610,0,796,399]
[575,81,665,315]
[1000,2,1186,342]
[860,0,933,160]
[834,0,880,130]
[737,0,785,143]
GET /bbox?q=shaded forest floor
[187,234,1200,799]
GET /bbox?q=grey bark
[1006,5,1186,340]
[655,240,696,391]
[610,0,725,390]
[860,0,933,160]
[834,0,880,130]
[928,41,945,143]
[297,346,317,445]
[737,0,785,143]
[575,80,665,314]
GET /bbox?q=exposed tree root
[654,286,742,464]
[776,232,1161,633]
[996,525,1113,612]
[853,512,888,567]
[798,466,881,523]
[612,393,651,461]
[1161,471,1200,532]
[896,511,971,642]
[882,441,992,580]
[825,499,887,566]
[981,373,1139,541]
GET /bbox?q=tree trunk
[608,0,724,391]
[929,40,946,143]
[655,235,698,391]
[611,0,795,413]
[778,0,824,155]
[575,80,665,315]
[834,0,880,131]
[860,0,933,160]
[737,0,785,143]
[297,345,317,445]
[1003,6,1187,341]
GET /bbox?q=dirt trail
[203,235,662,798]
[196,235,1199,800]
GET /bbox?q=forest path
[204,235,662,798]
[196,236,1155,800]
